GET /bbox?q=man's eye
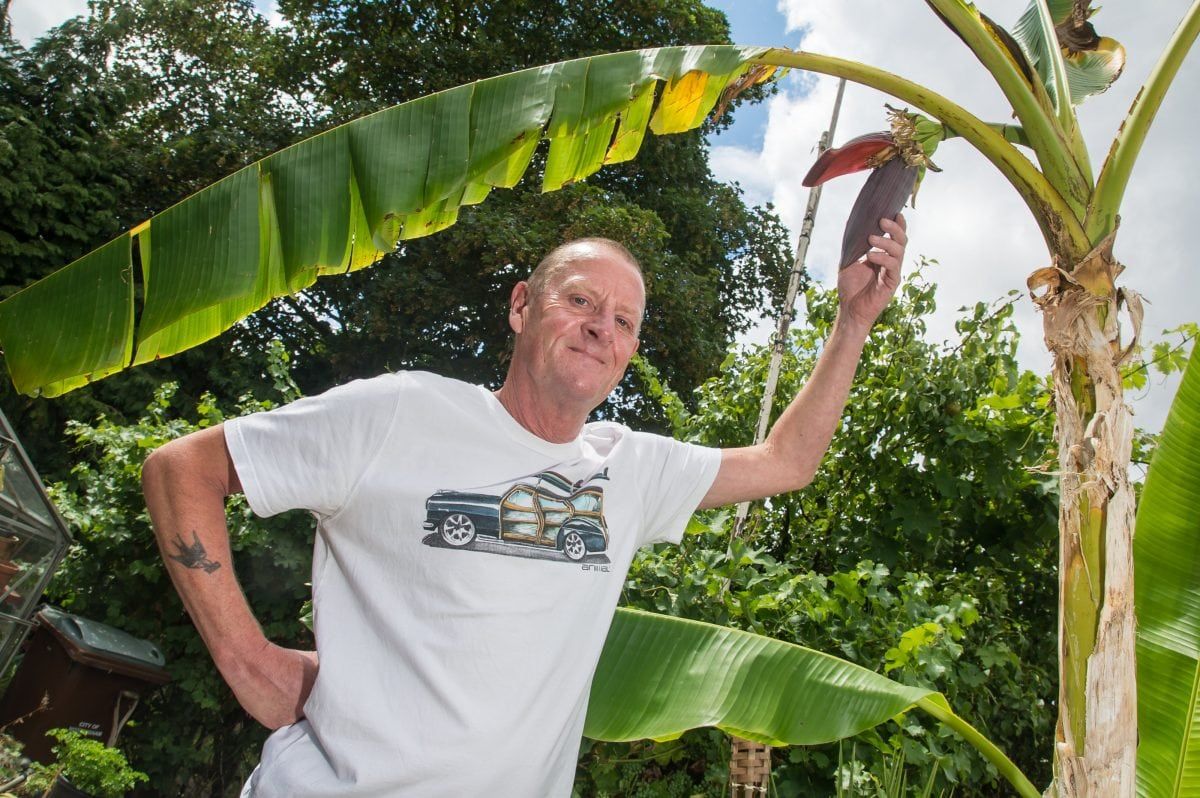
[572,296,589,307]
[616,317,630,329]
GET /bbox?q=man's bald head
[527,238,644,300]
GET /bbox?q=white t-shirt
[225,371,721,797]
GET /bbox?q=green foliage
[0,730,26,794]
[833,744,948,798]
[581,272,1061,796]
[657,263,1059,577]
[1133,342,1200,798]
[44,358,312,796]
[0,25,130,294]
[575,731,729,798]
[1120,323,1197,478]
[22,729,147,798]
[1123,322,1199,392]
[0,1,316,477]
[260,0,796,417]
[612,540,1052,796]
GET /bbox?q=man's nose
[583,313,615,342]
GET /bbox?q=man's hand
[837,215,908,330]
[217,641,319,730]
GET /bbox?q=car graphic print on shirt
[422,469,610,564]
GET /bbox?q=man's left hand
[837,214,907,331]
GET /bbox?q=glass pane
[0,534,54,617]
[570,491,602,514]
[0,445,55,529]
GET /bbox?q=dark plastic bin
[0,606,170,763]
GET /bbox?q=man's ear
[509,281,531,334]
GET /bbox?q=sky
[9,0,1199,432]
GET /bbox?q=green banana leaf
[585,608,1039,798]
[585,608,934,745]
[1135,345,1200,797]
[1012,0,1126,108]
[0,45,781,398]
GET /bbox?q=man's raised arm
[142,424,316,729]
[701,216,907,509]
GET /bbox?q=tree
[758,4,1194,792]
[245,0,793,411]
[0,3,300,476]
[671,271,1058,580]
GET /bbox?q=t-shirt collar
[477,385,585,459]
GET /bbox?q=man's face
[508,245,645,413]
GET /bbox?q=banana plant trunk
[1030,235,1141,797]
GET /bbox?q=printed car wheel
[562,531,587,562]
[439,513,476,547]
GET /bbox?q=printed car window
[537,495,572,536]
[501,487,540,541]
[570,490,602,516]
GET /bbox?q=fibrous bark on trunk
[1028,233,1142,798]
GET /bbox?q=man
[142,217,907,796]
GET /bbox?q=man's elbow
[141,427,235,499]
[789,470,816,494]
[763,442,819,495]
[776,466,815,497]
[141,441,171,494]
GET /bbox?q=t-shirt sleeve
[633,432,722,547]
[223,374,404,518]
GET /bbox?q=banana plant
[2,2,1199,795]
[787,4,1196,794]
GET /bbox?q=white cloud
[8,0,88,45]
[714,0,1200,432]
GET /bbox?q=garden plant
[1,1,1198,796]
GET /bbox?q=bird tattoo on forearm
[168,531,222,574]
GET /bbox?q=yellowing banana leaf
[1135,345,1200,797]
[1064,36,1127,100]
[0,45,780,397]
[586,608,1039,798]
[1012,0,1126,108]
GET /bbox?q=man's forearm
[702,216,906,509]
[142,431,265,671]
[700,312,872,508]
[762,311,871,486]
